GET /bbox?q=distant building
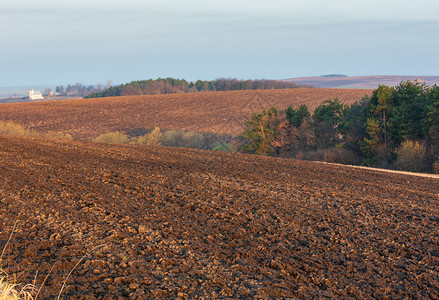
[29,88,44,100]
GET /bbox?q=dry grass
[0,275,35,300]
[0,220,96,300]
[0,221,35,300]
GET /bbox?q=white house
[29,88,44,100]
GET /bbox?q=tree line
[54,81,112,97]
[84,78,312,98]
[241,80,439,174]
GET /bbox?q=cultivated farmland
[0,89,371,140]
[0,135,438,299]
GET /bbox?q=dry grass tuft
[1,220,102,300]
[0,221,36,300]
[0,274,35,300]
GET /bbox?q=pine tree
[241,107,280,155]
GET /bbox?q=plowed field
[1,135,438,299]
[0,89,371,140]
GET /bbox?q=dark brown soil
[0,89,371,140]
[0,135,438,299]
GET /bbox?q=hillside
[0,135,438,298]
[285,75,439,89]
[84,78,312,98]
[0,89,371,140]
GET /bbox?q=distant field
[0,88,371,140]
[285,75,439,89]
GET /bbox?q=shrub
[93,132,130,144]
[181,131,204,149]
[301,148,361,165]
[0,121,74,141]
[136,134,147,145]
[44,131,73,140]
[95,128,213,150]
[161,130,204,148]
[213,142,232,152]
[0,121,37,137]
[137,127,162,146]
[146,127,163,146]
[394,140,426,172]
[161,130,183,147]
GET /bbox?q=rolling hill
[0,88,371,140]
[1,87,437,298]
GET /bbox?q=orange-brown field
[0,89,371,140]
[0,135,438,299]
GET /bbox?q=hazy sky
[1,0,438,86]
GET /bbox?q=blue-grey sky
[1,0,438,86]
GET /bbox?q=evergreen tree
[285,104,311,128]
[339,97,368,158]
[427,85,439,160]
[362,85,394,164]
[241,107,280,155]
[312,98,348,149]
[388,80,429,147]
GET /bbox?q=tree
[388,80,429,147]
[195,80,205,92]
[277,104,313,157]
[394,140,426,172]
[339,97,368,158]
[145,127,162,146]
[241,107,280,155]
[312,98,348,149]
[376,85,393,150]
[363,118,388,165]
[362,85,394,164]
[427,85,439,160]
[285,104,310,128]
[55,85,65,94]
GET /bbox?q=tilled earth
[0,89,371,140]
[0,135,438,299]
